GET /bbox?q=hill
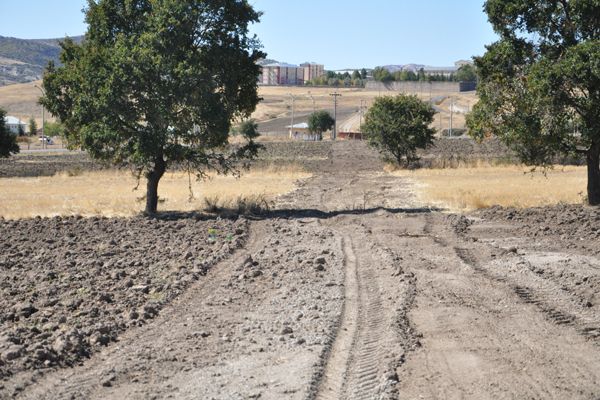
[0,35,83,86]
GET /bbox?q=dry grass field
[0,166,310,219]
[0,79,47,126]
[393,165,588,210]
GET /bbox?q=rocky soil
[477,204,600,254]
[1,140,600,399]
[0,215,247,390]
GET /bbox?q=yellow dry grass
[392,165,588,211]
[0,79,49,126]
[0,166,310,219]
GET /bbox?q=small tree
[373,67,394,83]
[17,124,25,136]
[308,110,335,141]
[0,108,19,158]
[361,94,435,166]
[44,121,66,138]
[28,117,37,136]
[42,0,264,214]
[232,119,259,139]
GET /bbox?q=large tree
[42,0,264,214]
[0,108,20,158]
[361,94,435,166]
[307,110,334,141]
[468,0,600,205]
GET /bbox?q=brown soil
[0,153,105,178]
[1,141,599,399]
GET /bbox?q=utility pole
[308,91,315,113]
[449,97,454,137]
[34,85,45,149]
[429,81,432,101]
[359,99,367,131]
[289,93,295,138]
[330,91,341,140]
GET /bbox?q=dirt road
[4,141,600,399]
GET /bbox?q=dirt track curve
[3,141,600,399]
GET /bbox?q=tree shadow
[150,205,443,222]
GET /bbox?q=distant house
[4,116,27,135]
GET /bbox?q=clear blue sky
[0,0,497,70]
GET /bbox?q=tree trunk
[145,154,167,215]
[587,142,600,206]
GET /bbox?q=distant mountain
[257,58,279,66]
[0,35,83,86]
[380,64,459,73]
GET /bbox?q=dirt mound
[417,137,516,167]
[253,141,333,172]
[478,204,600,254]
[0,215,247,380]
[0,153,106,178]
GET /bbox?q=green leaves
[0,108,19,158]
[308,111,335,138]
[361,94,435,166]
[42,0,265,213]
[473,0,600,203]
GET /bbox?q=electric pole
[330,91,341,140]
[359,100,366,131]
[449,97,454,137]
[308,91,315,113]
[289,93,295,138]
[34,85,45,149]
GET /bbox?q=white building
[4,116,27,135]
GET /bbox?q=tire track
[313,236,359,400]
[345,259,385,400]
[454,247,600,342]
[314,234,388,400]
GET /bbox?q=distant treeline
[372,64,477,83]
[305,69,368,87]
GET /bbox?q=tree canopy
[0,108,19,158]
[467,0,600,205]
[42,0,264,214]
[308,110,335,140]
[455,64,477,82]
[361,94,435,166]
